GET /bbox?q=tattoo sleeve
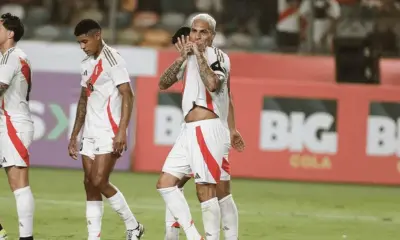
[159,58,185,90]
[0,82,9,98]
[196,54,220,92]
[70,87,87,139]
[117,83,134,132]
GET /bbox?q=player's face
[190,20,215,50]
[76,31,101,56]
[0,20,12,45]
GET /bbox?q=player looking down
[68,19,144,240]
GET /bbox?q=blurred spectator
[374,0,400,56]
[275,0,302,53]
[299,0,341,53]
[0,0,399,57]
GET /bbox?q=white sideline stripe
[0,197,395,224]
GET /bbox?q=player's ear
[94,31,101,40]
[7,30,14,40]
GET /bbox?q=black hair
[74,19,102,36]
[1,13,24,42]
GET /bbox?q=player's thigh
[162,133,191,180]
[91,153,118,183]
[189,120,228,184]
[82,154,95,185]
[79,137,95,161]
[1,131,33,191]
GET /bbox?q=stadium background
[2,0,400,239]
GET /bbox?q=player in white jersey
[0,13,35,240]
[68,19,144,240]
[157,14,244,240]
[163,25,245,240]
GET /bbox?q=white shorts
[0,131,33,168]
[79,136,115,160]
[162,118,230,184]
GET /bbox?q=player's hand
[230,129,245,152]
[174,35,192,60]
[113,131,127,156]
[68,137,79,160]
[192,42,205,56]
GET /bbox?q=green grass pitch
[1,168,400,239]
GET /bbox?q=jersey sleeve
[110,56,131,86]
[209,48,229,82]
[0,56,17,85]
[80,64,87,88]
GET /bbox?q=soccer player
[68,19,144,240]
[156,13,235,240]
[0,223,8,239]
[0,13,35,240]
[165,91,245,240]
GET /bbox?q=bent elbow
[208,85,218,92]
[158,82,167,90]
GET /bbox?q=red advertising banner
[156,50,400,85]
[133,76,400,185]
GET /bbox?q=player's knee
[83,176,92,188]
[156,172,181,189]
[6,167,29,191]
[91,174,107,190]
[216,181,231,200]
[196,183,217,203]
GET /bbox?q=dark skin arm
[0,82,9,97]
[113,82,134,154]
[68,87,88,160]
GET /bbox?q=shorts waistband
[184,118,221,128]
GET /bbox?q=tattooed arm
[158,57,186,90]
[195,52,222,92]
[0,82,9,97]
[70,87,87,139]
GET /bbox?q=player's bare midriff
[185,104,218,123]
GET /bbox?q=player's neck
[0,41,15,55]
[94,41,105,59]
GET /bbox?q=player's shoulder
[81,55,91,64]
[207,46,230,63]
[101,45,125,68]
[1,47,27,66]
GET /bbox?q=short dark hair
[1,13,24,42]
[74,19,101,36]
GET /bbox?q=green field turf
[1,168,400,239]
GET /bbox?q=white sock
[86,201,103,239]
[201,197,221,240]
[158,186,201,240]
[14,186,34,238]
[107,191,139,230]
[219,195,239,240]
[164,188,184,240]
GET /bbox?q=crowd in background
[1,0,400,57]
